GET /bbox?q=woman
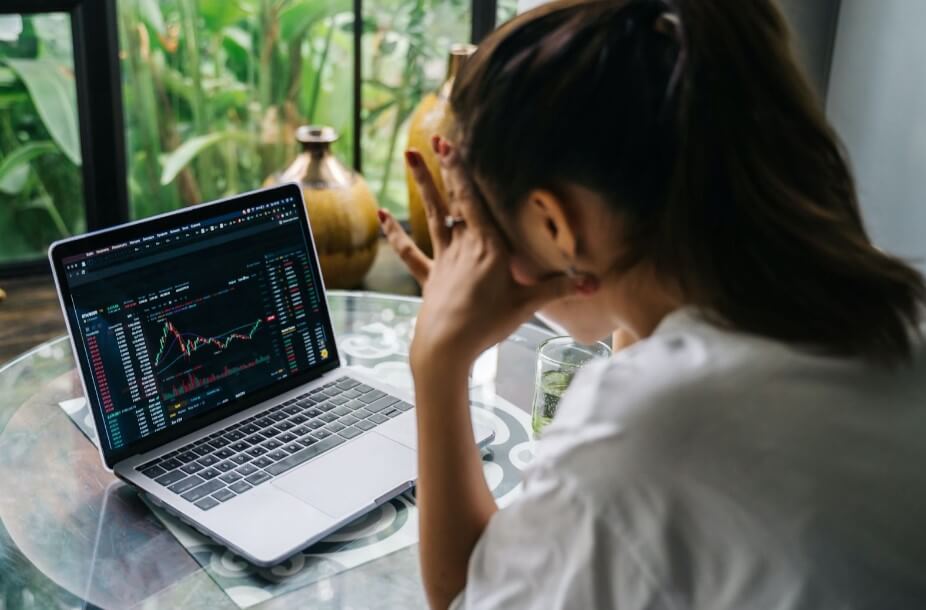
[379,0,926,607]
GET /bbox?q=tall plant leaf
[280,0,350,39]
[0,141,58,195]
[161,131,251,186]
[3,58,82,166]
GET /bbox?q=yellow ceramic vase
[405,44,477,256]
[265,126,379,289]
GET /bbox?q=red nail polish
[431,135,441,154]
[404,150,419,168]
[377,209,387,223]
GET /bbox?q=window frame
[0,0,498,278]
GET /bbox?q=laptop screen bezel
[49,182,342,469]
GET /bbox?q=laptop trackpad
[273,432,416,518]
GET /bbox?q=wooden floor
[0,238,418,367]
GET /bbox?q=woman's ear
[522,188,577,265]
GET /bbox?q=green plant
[0,1,477,265]
[0,13,85,263]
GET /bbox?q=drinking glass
[531,337,611,437]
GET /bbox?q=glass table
[0,291,555,609]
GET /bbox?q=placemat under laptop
[59,366,537,608]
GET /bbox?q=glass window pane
[361,0,471,216]
[498,0,518,24]
[119,0,355,220]
[0,13,85,264]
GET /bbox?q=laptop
[49,182,494,566]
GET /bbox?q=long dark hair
[451,0,925,365]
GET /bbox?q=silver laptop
[49,183,493,566]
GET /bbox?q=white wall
[826,0,926,271]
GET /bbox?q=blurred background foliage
[0,0,518,265]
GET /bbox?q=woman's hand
[401,137,580,371]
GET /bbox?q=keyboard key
[216,461,235,473]
[340,414,359,426]
[396,401,413,411]
[336,378,359,390]
[319,413,337,423]
[304,407,323,418]
[276,432,297,444]
[168,475,204,494]
[208,437,230,449]
[283,443,302,453]
[307,419,325,430]
[195,497,220,511]
[298,436,318,447]
[252,456,274,469]
[265,437,345,476]
[224,430,245,441]
[325,422,346,433]
[182,479,224,502]
[343,389,362,399]
[141,465,166,478]
[316,402,336,412]
[246,446,267,458]
[355,408,374,419]
[346,399,367,411]
[314,429,332,439]
[197,455,219,467]
[154,470,187,487]
[219,472,242,484]
[383,407,401,418]
[213,488,236,503]
[237,464,259,476]
[244,433,266,445]
[369,413,388,424]
[159,458,182,471]
[264,449,286,460]
[240,423,260,435]
[246,471,271,486]
[199,468,221,480]
[214,448,235,460]
[290,414,308,424]
[332,406,350,417]
[177,452,198,464]
[355,419,375,431]
[339,426,363,439]
[359,391,386,404]
[291,426,310,436]
[255,417,274,428]
[356,384,372,392]
[138,458,160,471]
[268,412,288,422]
[262,427,282,437]
[276,421,295,431]
[283,406,301,416]
[329,396,349,406]
[365,396,400,412]
[230,453,252,465]
[262,439,283,450]
[191,445,214,457]
[230,441,250,453]
[181,462,204,475]
[229,480,252,494]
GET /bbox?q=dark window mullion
[472,0,498,44]
[71,0,129,230]
[353,0,363,173]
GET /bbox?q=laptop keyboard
[134,376,412,511]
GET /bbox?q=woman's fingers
[435,138,494,232]
[405,150,450,254]
[379,209,432,285]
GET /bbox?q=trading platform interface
[61,195,332,454]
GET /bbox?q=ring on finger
[444,215,466,229]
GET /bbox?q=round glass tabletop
[0,291,555,609]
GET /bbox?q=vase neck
[440,43,477,98]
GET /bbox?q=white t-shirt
[453,308,926,609]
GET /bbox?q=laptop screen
[51,184,339,466]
